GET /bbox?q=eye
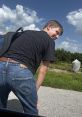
[56,31,60,35]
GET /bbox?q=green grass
[42,71,82,92]
[49,62,82,72]
[35,62,82,92]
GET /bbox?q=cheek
[49,31,53,36]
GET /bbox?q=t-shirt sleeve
[42,40,55,63]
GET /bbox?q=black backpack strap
[16,27,23,32]
[0,27,23,57]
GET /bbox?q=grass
[36,62,82,92]
[49,61,82,72]
[35,62,82,92]
[41,71,82,92]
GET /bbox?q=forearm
[36,61,49,91]
[36,68,47,91]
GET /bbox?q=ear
[47,24,52,30]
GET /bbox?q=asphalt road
[8,86,82,117]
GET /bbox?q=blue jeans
[0,61,38,115]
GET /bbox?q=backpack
[0,27,23,57]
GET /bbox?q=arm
[36,61,49,91]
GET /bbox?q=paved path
[8,86,82,117]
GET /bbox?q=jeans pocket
[12,78,35,96]
[10,64,33,80]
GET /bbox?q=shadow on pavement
[6,99,45,117]
[7,99,23,112]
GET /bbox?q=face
[47,27,61,40]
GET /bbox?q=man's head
[43,20,63,40]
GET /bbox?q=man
[0,20,63,115]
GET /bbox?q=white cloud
[0,4,42,34]
[57,37,81,53]
[66,9,82,34]
[24,24,40,30]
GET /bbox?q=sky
[0,0,82,53]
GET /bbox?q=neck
[42,28,48,33]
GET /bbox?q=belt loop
[6,58,9,67]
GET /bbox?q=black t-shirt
[4,30,55,74]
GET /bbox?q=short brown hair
[43,20,63,35]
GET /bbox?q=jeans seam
[12,77,33,80]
